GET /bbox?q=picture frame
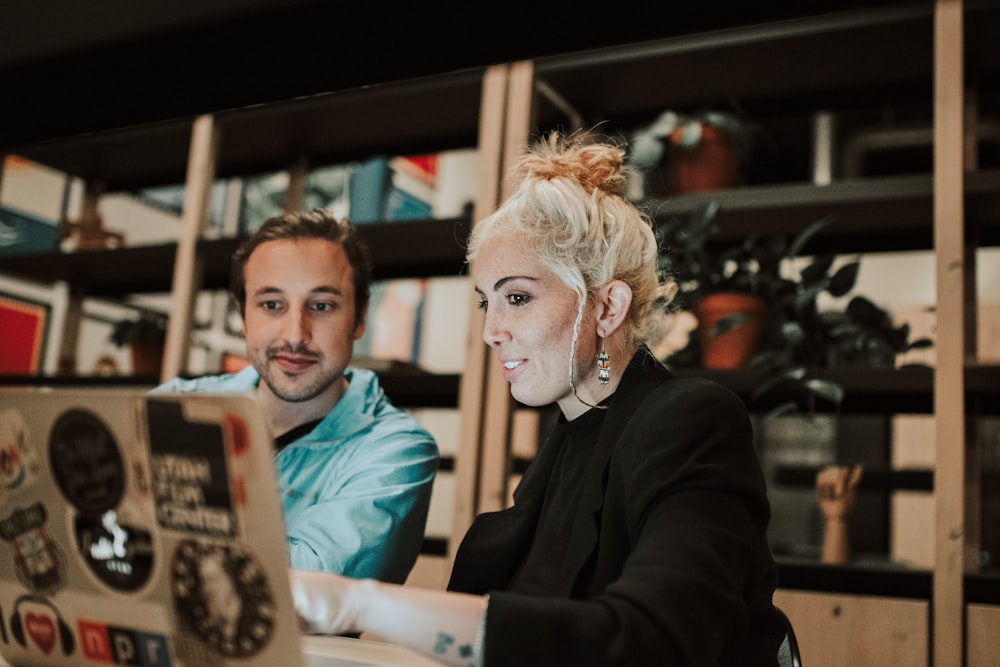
[0,293,49,374]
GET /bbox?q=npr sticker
[49,409,125,516]
[77,619,171,666]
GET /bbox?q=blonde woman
[292,132,784,666]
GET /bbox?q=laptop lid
[0,387,305,667]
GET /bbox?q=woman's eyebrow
[493,275,534,291]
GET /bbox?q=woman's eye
[476,299,488,311]
[506,293,529,306]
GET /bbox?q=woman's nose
[481,310,509,347]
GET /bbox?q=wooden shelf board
[0,217,471,296]
[9,71,485,192]
[645,169,1000,253]
[0,370,461,409]
[677,365,1000,415]
[777,558,931,599]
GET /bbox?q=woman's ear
[596,280,632,338]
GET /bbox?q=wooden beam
[162,114,219,382]
[449,64,510,567]
[932,1,966,665]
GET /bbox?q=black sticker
[49,409,125,516]
[73,510,154,592]
[170,540,276,657]
[147,400,236,538]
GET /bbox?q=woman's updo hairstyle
[466,130,663,350]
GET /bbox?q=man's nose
[282,308,312,345]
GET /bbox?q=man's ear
[353,305,368,341]
[597,280,632,338]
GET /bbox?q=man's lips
[273,354,317,372]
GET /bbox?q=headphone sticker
[7,594,76,657]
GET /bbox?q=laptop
[0,387,444,667]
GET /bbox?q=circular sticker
[171,540,276,657]
[73,510,154,591]
[49,409,125,516]
[0,407,40,499]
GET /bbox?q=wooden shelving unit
[1,2,997,664]
[493,3,1000,665]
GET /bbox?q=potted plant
[109,311,168,376]
[629,105,759,196]
[656,201,827,371]
[655,201,933,418]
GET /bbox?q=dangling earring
[597,339,610,385]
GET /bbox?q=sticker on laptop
[73,509,155,592]
[170,539,276,657]
[8,593,76,657]
[0,502,67,594]
[147,400,237,538]
[0,407,42,503]
[48,408,126,516]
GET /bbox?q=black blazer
[449,348,785,666]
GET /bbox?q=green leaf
[787,215,835,257]
[802,378,845,405]
[828,261,860,297]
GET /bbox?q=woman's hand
[290,567,488,666]
[289,568,368,636]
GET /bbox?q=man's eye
[263,300,281,310]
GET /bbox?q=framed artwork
[0,294,49,374]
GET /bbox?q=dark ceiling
[0,1,906,151]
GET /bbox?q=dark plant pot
[667,124,741,194]
[131,337,165,376]
[695,292,768,369]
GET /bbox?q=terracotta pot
[667,124,741,194]
[694,292,768,369]
[131,337,165,376]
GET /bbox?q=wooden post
[933,1,966,665]
[285,154,309,213]
[162,114,219,383]
[449,63,517,566]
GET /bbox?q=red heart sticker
[25,612,57,654]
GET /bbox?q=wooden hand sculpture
[816,464,863,565]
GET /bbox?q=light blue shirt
[154,365,439,583]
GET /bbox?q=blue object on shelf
[0,206,59,256]
[348,157,432,224]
